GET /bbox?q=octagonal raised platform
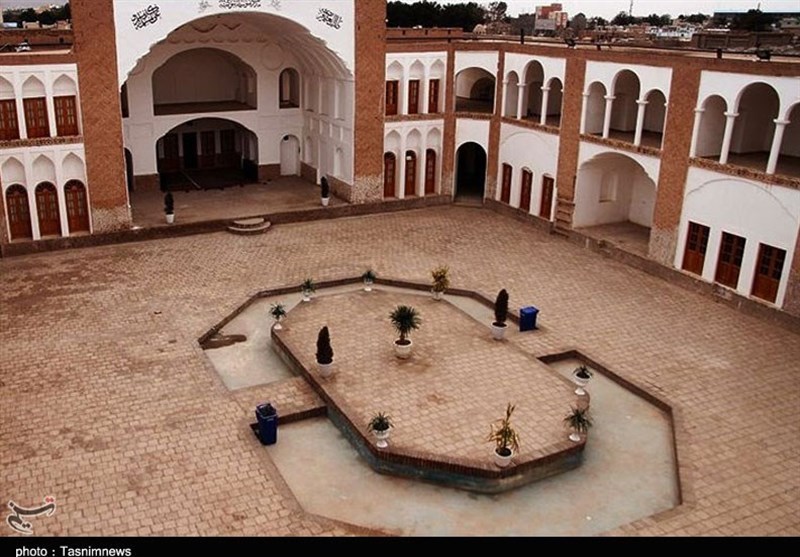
[271,288,588,493]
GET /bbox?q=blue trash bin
[255,403,278,445]
[519,306,539,332]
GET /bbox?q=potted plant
[487,403,520,468]
[564,405,593,442]
[361,269,376,292]
[270,302,287,330]
[389,305,421,359]
[572,364,593,396]
[430,265,450,300]
[320,176,331,207]
[491,289,509,340]
[367,411,393,449]
[301,278,316,302]
[164,192,174,224]
[316,326,334,378]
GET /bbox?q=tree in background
[645,14,672,27]
[679,13,710,25]
[570,12,587,34]
[730,9,777,32]
[386,1,486,31]
[2,3,70,25]
[486,2,509,23]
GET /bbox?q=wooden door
[425,149,436,195]
[540,176,554,220]
[161,134,180,172]
[0,99,20,140]
[405,151,416,197]
[408,80,420,114]
[520,170,532,213]
[200,131,216,168]
[182,133,198,169]
[23,97,49,139]
[219,129,239,168]
[65,181,90,233]
[54,95,79,136]
[5,185,32,240]
[383,153,396,198]
[501,164,512,204]
[751,243,786,304]
[35,182,61,237]
[682,222,710,276]
[715,232,746,289]
[428,79,440,113]
[385,81,398,116]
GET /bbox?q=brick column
[554,55,586,230]
[352,0,387,204]
[441,46,456,197]
[485,49,505,202]
[649,65,701,265]
[71,0,131,232]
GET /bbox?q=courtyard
[0,205,798,536]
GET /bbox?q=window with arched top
[425,149,437,195]
[280,68,300,109]
[0,77,19,141]
[22,77,50,139]
[384,152,396,198]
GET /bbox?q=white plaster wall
[696,72,800,120]
[578,141,661,183]
[382,120,444,197]
[0,64,81,139]
[384,52,448,115]
[113,0,355,85]
[675,166,800,308]
[454,51,499,76]
[584,61,672,99]
[455,118,490,151]
[497,123,559,215]
[695,95,726,158]
[0,144,90,239]
[503,53,566,87]
[122,38,353,184]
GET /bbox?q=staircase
[227,217,272,236]
[553,198,574,237]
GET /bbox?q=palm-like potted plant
[367,411,393,449]
[316,326,334,378]
[320,176,331,207]
[487,403,520,468]
[164,192,175,224]
[362,269,376,292]
[491,289,509,340]
[301,278,316,302]
[430,265,450,300]
[389,305,421,359]
[572,364,593,396]
[564,405,593,442]
[270,302,287,330]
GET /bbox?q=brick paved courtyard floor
[1,205,798,536]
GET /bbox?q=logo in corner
[6,496,56,535]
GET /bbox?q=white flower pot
[394,339,413,359]
[572,371,591,396]
[321,197,330,207]
[494,448,513,468]
[302,290,313,302]
[273,321,283,331]
[165,213,175,224]
[318,361,334,378]
[491,322,507,341]
[363,279,373,292]
[432,289,443,301]
[373,428,391,449]
[569,432,582,443]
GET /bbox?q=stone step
[227,218,272,236]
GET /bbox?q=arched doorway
[455,68,495,113]
[5,185,32,240]
[384,153,396,198]
[425,149,437,195]
[156,118,259,190]
[124,148,134,193]
[35,182,61,237]
[405,150,417,197]
[455,142,487,200]
[281,135,300,176]
[64,180,90,233]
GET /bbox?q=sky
[1,0,798,18]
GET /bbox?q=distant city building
[535,3,568,32]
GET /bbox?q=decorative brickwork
[485,50,505,201]
[71,0,131,232]
[353,0,387,204]
[441,47,456,197]
[0,136,84,149]
[554,56,586,230]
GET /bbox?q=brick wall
[785,235,800,317]
[649,66,702,266]
[441,47,456,196]
[353,0,387,204]
[71,0,131,233]
[554,55,585,229]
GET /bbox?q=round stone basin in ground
[271,288,586,493]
